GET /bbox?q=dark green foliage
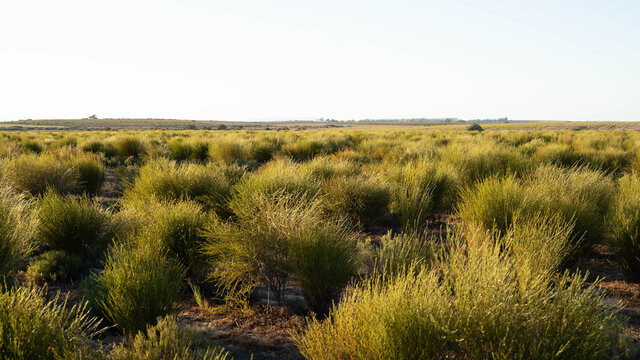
[85,243,184,333]
[38,191,114,263]
[466,123,484,131]
[73,156,106,194]
[0,186,36,275]
[322,175,391,228]
[26,250,87,283]
[608,175,640,280]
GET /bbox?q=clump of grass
[113,136,147,158]
[111,315,232,360]
[72,155,106,195]
[208,139,249,164]
[386,159,455,232]
[26,250,86,284]
[37,191,115,263]
[168,139,209,162]
[204,192,357,314]
[0,286,102,360]
[608,174,640,280]
[4,154,78,195]
[281,138,325,161]
[84,242,184,333]
[0,186,37,275]
[125,159,242,216]
[294,237,631,360]
[534,144,583,167]
[322,175,391,228]
[21,139,43,153]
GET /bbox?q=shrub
[4,154,78,195]
[0,286,102,360]
[360,231,434,276]
[466,123,484,131]
[204,192,357,313]
[0,186,36,275]
[294,239,631,360]
[534,144,583,167]
[281,138,326,162]
[136,200,209,281]
[26,250,86,283]
[114,136,147,158]
[208,139,249,164]
[168,139,209,162]
[110,315,231,360]
[38,191,114,263]
[608,174,640,280]
[386,159,455,232]
[72,156,106,195]
[85,243,184,333]
[21,139,43,153]
[126,159,242,216]
[322,175,391,228]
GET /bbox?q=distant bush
[72,155,106,195]
[466,123,484,131]
[294,238,631,360]
[38,191,114,264]
[85,243,184,333]
[0,286,102,360]
[608,174,640,280]
[111,315,232,360]
[204,192,357,313]
[114,136,147,158]
[4,154,78,195]
[0,186,37,275]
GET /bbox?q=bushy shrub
[386,159,455,232]
[72,155,106,195]
[126,159,242,215]
[111,315,232,360]
[294,239,631,360]
[26,250,86,283]
[38,191,114,263]
[21,139,43,153]
[85,243,184,333]
[608,174,640,280]
[281,138,325,161]
[360,231,434,276]
[204,192,357,313]
[322,175,391,228]
[114,136,147,158]
[4,154,78,195]
[168,139,209,162]
[208,139,249,164]
[0,286,102,360]
[466,123,483,131]
[0,186,36,275]
[534,144,583,167]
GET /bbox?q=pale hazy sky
[1,0,638,121]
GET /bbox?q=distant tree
[87,114,98,120]
[217,124,228,130]
[466,123,484,132]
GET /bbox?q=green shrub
[81,140,105,154]
[126,159,242,215]
[168,139,209,162]
[466,123,484,131]
[114,136,147,158]
[608,174,640,280]
[0,286,102,360]
[38,191,114,263]
[85,243,184,333]
[21,139,43,153]
[360,231,434,276]
[534,144,583,167]
[386,159,455,232]
[281,138,325,161]
[72,156,106,195]
[4,154,78,195]
[0,186,36,275]
[294,239,631,360]
[209,140,249,164]
[204,192,357,313]
[322,175,391,228]
[26,250,86,283]
[111,315,232,360]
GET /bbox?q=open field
[1,120,640,359]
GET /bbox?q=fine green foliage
[0,186,37,275]
[168,139,209,162]
[26,250,86,283]
[294,239,630,360]
[113,136,147,158]
[85,242,184,333]
[322,175,391,228]
[608,174,640,280]
[4,154,79,195]
[125,159,241,216]
[38,191,115,263]
[204,192,357,313]
[0,286,102,360]
[111,315,232,360]
[72,155,106,195]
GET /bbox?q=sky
[0,0,638,122]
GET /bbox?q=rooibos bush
[0,186,36,275]
[4,154,78,195]
[608,174,640,280]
